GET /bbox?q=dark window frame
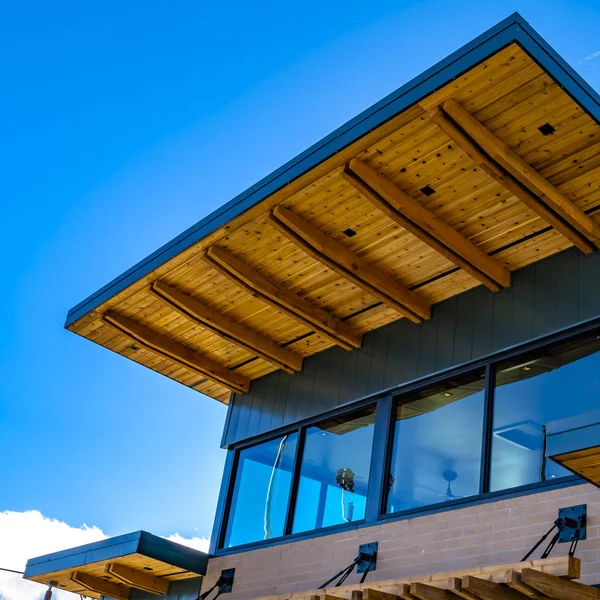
[214,318,600,554]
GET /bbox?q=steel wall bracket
[558,504,587,543]
[356,542,378,574]
[219,569,235,594]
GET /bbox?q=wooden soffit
[65,14,600,403]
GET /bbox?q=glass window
[292,407,376,533]
[224,433,298,548]
[491,331,600,492]
[386,371,486,513]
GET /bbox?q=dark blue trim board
[23,530,209,580]
[64,12,600,328]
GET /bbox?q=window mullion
[365,394,394,523]
[480,363,495,495]
[284,427,305,536]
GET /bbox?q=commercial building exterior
[25,12,600,600]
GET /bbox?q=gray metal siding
[223,249,600,446]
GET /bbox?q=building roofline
[65,11,600,328]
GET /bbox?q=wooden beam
[151,280,302,374]
[441,98,600,249]
[448,578,481,600]
[106,563,169,596]
[345,158,511,292]
[361,590,401,600]
[462,576,528,600]
[398,584,421,600]
[504,571,547,600]
[103,310,250,394]
[410,583,454,600]
[269,205,430,322]
[425,105,594,254]
[70,571,131,600]
[203,245,362,351]
[520,568,600,600]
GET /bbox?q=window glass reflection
[491,332,600,492]
[292,407,376,533]
[386,371,485,513]
[224,433,297,548]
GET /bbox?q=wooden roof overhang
[255,556,589,600]
[547,410,600,487]
[23,531,208,599]
[65,13,600,403]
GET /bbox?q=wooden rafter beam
[425,104,595,254]
[70,571,131,600]
[520,568,600,600]
[106,563,169,596]
[461,575,528,600]
[269,205,430,323]
[504,571,547,600]
[150,280,302,374]
[203,245,362,351]
[448,577,481,600]
[103,310,250,394]
[398,584,421,600]
[344,158,511,292]
[441,98,600,251]
[410,582,454,600]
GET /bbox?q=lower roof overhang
[64,12,600,404]
[23,530,208,599]
[547,409,600,487]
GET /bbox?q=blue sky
[1,0,599,553]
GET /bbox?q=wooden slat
[71,572,131,600]
[462,576,528,600]
[269,205,430,322]
[441,98,600,247]
[106,563,168,596]
[103,311,250,393]
[520,569,600,600]
[504,571,547,600]
[425,105,595,254]
[398,584,421,600]
[410,582,453,600]
[361,591,401,600]
[203,245,363,351]
[345,159,511,291]
[150,281,303,374]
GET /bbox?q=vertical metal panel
[491,286,514,351]
[367,324,390,395]
[511,264,535,344]
[416,309,439,377]
[578,251,600,321]
[383,319,406,388]
[434,297,457,372]
[223,249,600,446]
[311,344,343,415]
[471,286,493,358]
[453,292,475,365]
[533,255,557,337]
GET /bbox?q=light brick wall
[205,483,600,600]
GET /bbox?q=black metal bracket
[558,505,587,543]
[218,569,235,594]
[356,542,378,574]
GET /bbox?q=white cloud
[163,533,210,554]
[0,510,106,573]
[0,510,209,600]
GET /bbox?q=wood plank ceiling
[68,43,600,403]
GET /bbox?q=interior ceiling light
[443,392,452,397]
